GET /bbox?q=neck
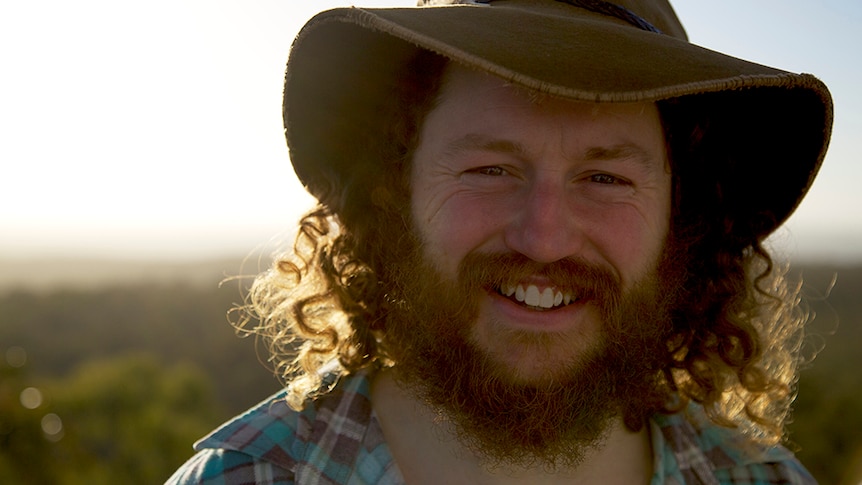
[371,369,654,485]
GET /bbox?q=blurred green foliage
[0,264,859,483]
[787,265,862,484]
[0,281,280,483]
[1,354,222,484]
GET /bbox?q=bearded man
[168,0,832,483]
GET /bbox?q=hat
[283,0,832,240]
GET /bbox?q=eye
[589,173,627,185]
[470,166,509,176]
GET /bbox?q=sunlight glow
[1,0,859,262]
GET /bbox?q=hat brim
[284,4,832,239]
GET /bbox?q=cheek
[590,204,670,283]
[413,194,506,273]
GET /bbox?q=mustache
[457,252,621,303]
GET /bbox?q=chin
[469,317,603,387]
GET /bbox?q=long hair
[235,51,808,445]
[659,93,808,443]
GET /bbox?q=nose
[503,177,585,263]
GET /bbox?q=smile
[497,284,575,310]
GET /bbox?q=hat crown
[419,0,687,40]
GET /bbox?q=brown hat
[283,0,832,239]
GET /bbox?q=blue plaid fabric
[166,371,816,484]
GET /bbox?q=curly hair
[234,50,808,446]
[658,93,808,444]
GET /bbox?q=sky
[1,0,860,263]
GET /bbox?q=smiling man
[168,1,832,484]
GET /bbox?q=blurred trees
[0,282,280,415]
[49,354,222,483]
[787,265,862,484]
[0,280,281,482]
[0,353,56,483]
[1,353,224,484]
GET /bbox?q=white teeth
[504,284,574,309]
[540,288,554,308]
[525,285,541,306]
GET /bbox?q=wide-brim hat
[283,0,832,240]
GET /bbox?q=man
[169,0,832,483]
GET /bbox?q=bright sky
[1,0,860,262]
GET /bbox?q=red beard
[382,250,680,468]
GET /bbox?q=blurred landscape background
[0,257,282,483]
[0,257,860,484]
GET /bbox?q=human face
[410,66,672,380]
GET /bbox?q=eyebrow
[584,143,657,165]
[443,134,659,169]
[585,143,667,176]
[442,133,528,160]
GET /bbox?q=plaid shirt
[166,371,816,484]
